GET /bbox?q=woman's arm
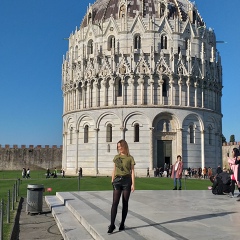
[111,164,116,182]
[131,165,135,192]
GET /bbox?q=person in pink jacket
[228,148,240,198]
[171,155,183,190]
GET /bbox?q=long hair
[117,139,130,156]
[232,148,240,159]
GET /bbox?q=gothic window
[75,46,78,60]
[106,124,112,142]
[134,35,141,50]
[161,35,167,49]
[160,4,166,18]
[162,79,167,97]
[88,13,92,24]
[108,36,115,50]
[193,11,196,23]
[84,125,89,143]
[185,38,189,50]
[178,46,181,54]
[134,124,140,142]
[189,125,195,143]
[117,79,122,97]
[87,40,93,54]
[70,127,73,144]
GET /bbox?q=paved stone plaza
[45,190,240,240]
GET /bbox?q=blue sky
[0,0,239,146]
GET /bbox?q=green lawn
[0,170,211,197]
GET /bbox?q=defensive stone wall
[0,142,239,172]
[0,145,62,171]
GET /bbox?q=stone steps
[45,190,240,240]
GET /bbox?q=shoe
[236,198,240,202]
[173,187,177,190]
[228,193,234,198]
[178,187,181,190]
[107,225,115,234]
[119,223,125,231]
[236,193,240,198]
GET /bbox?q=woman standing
[108,140,135,234]
[228,148,240,199]
[171,155,183,190]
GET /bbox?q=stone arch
[152,112,181,168]
[182,113,203,168]
[97,112,122,172]
[96,112,121,129]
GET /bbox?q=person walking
[107,139,135,234]
[26,168,30,178]
[53,168,57,178]
[146,167,150,177]
[171,155,183,190]
[46,168,51,178]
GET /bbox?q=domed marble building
[62,0,223,176]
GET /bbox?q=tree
[222,134,226,144]
[230,135,235,143]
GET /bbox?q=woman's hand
[131,184,135,192]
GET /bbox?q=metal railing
[0,179,20,240]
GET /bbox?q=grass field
[0,170,211,240]
[0,170,211,197]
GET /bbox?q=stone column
[111,78,115,106]
[120,127,126,140]
[63,132,67,172]
[186,78,190,106]
[102,79,107,106]
[158,78,164,105]
[95,82,99,107]
[95,128,99,175]
[75,88,79,110]
[176,128,183,158]
[74,90,76,110]
[63,93,66,113]
[169,76,173,106]
[121,77,125,105]
[150,76,154,105]
[201,86,204,108]
[81,86,85,108]
[149,127,154,170]
[75,130,79,173]
[66,92,69,112]
[194,82,198,107]
[201,130,205,169]
[139,76,144,105]
[178,78,183,106]
[88,82,92,108]
[129,77,134,105]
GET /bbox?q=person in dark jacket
[212,168,231,195]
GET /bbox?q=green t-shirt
[113,154,135,177]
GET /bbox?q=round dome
[62,0,222,177]
[81,0,204,28]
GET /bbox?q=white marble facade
[62,0,223,176]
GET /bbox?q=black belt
[116,175,131,179]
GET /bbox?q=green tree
[230,135,235,142]
[222,134,226,143]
